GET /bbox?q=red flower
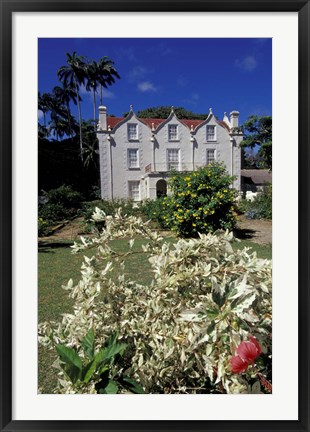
[230,355,248,373]
[237,337,262,363]
[230,336,262,374]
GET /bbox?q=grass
[231,239,272,260]
[38,236,271,393]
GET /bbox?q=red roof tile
[139,118,165,129]
[106,117,124,129]
[180,119,204,129]
[106,116,231,132]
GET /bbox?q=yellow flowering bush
[163,163,237,237]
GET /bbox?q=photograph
[2,1,309,429]
[37,37,272,395]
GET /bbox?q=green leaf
[104,342,127,360]
[95,342,127,368]
[206,307,219,320]
[81,328,95,359]
[56,344,82,384]
[56,344,82,370]
[99,380,119,394]
[121,376,145,394]
[206,322,216,335]
[82,359,97,384]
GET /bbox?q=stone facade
[97,106,243,201]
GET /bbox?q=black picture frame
[1,1,309,431]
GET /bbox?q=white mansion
[97,106,243,201]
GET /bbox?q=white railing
[145,163,206,173]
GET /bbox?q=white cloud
[101,89,115,99]
[183,92,200,106]
[149,43,172,56]
[235,55,258,72]
[177,76,188,87]
[137,81,157,92]
[38,110,43,120]
[79,84,88,95]
[117,47,136,61]
[127,66,147,82]
[79,85,115,101]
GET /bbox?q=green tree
[240,115,272,170]
[97,56,120,106]
[81,120,99,172]
[57,52,87,160]
[38,92,53,133]
[85,58,120,130]
[53,84,79,139]
[85,60,101,130]
[125,106,209,119]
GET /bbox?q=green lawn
[38,237,271,393]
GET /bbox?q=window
[128,149,139,169]
[167,149,180,170]
[206,125,216,141]
[206,149,216,165]
[128,124,138,140]
[128,181,140,201]
[168,124,178,141]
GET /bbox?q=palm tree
[49,115,72,141]
[81,120,100,188]
[97,56,120,106]
[85,60,100,130]
[38,92,53,130]
[53,84,78,139]
[57,52,86,160]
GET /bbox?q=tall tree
[240,115,272,170]
[38,92,53,130]
[53,84,78,139]
[57,52,86,160]
[84,57,120,130]
[85,60,100,130]
[97,56,120,106]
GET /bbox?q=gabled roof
[106,116,230,132]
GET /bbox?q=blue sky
[38,38,272,124]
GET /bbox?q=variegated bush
[39,208,272,394]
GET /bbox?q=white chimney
[98,106,107,130]
[230,111,240,129]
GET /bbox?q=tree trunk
[66,101,73,140]
[74,76,83,162]
[93,88,97,131]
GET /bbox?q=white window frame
[127,148,139,169]
[128,181,140,201]
[127,123,138,141]
[206,125,216,142]
[168,124,179,141]
[206,149,216,165]
[167,148,180,171]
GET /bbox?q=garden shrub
[239,185,272,219]
[38,217,51,237]
[162,163,237,237]
[80,199,140,232]
[38,185,83,225]
[47,184,83,209]
[39,208,272,395]
[139,198,169,229]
